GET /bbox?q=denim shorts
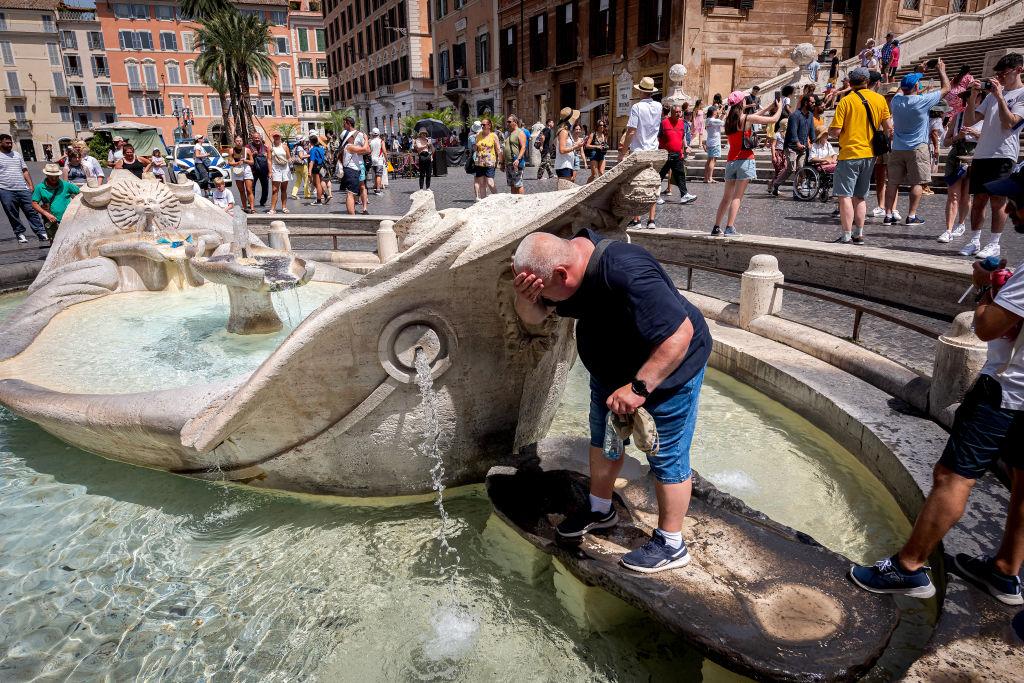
[938,374,1023,479]
[833,157,876,198]
[588,366,706,484]
[475,166,496,178]
[725,158,756,181]
[705,144,722,159]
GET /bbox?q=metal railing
[93,67,110,77]
[96,95,115,106]
[70,95,88,106]
[661,259,941,342]
[65,66,83,77]
[12,119,30,130]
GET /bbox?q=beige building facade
[56,3,116,137]
[0,0,77,162]
[430,0,501,120]
[290,0,331,136]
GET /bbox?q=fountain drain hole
[378,312,457,383]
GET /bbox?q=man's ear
[553,266,569,285]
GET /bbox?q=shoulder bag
[854,91,890,157]
[740,116,758,150]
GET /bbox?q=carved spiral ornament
[107,179,182,233]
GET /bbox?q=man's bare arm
[974,299,1022,341]
[512,271,554,326]
[636,318,694,391]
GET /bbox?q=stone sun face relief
[107,179,182,233]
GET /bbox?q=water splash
[413,348,479,661]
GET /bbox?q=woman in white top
[554,107,585,190]
[702,104,725,183]
[228,134,255,213]
[269,132,291,214]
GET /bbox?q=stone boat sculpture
[0,158,666,496]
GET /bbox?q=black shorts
[555,168,573,178]
[969,157,1015,195]
[340,167,361,194]
[938,374,1024,479]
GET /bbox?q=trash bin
[433,150,448,177]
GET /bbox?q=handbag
[464,149,476,174]
[741,126,758,151]
[854,91,891,157]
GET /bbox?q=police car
[172,142,231,187]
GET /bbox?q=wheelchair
[793,162,835,202]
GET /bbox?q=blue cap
[900,73,923,92]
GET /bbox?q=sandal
[281,208,290,213]
[268,210,276,215]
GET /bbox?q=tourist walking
[0,134,47,243]
[859,39,880,71]
[622,77,664,228]
[711,92,782,236]
[937,89,982,243]
[884,62,950,226]
[71,141,104,185]
[658,105,697,206]
[555,108,585,192]
[768,95,815,197]
[850,169,1024,605]
[572,123,586,182]
[61,149,92,188]
[827,49,840,86]
[879,34,896,82]
[369,128,387,195]
[269,132,291,214]
[337,116,370,216]
[502,114,527,195]
[413,130,435,190]
[770,120,788,189]
[473,119,500,199]
[191,136,210,193]
[228,135,255,213]
[703,104,724,183]
[31,163,80,241]
[511,230,712,573]
[960,52,1024,259]
[869,86,901,221]
[290,141,311,200]
[829,67,892,244]
[584,119,609,182]
[692,100,705,148]
[308,135,329,205]
[536,118,555,179]
[247,133,270,208]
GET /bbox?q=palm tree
[273,122,299,141]
[195,13,234,142]
[322,108,355,135]
[230,13,276,140]
[181,0,229,20]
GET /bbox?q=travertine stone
[376,219,398,262]
[267,220,292,251]
[738,254,784,329]
[929,311,987,424]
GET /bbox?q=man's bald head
[513,233,574,283]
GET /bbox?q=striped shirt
[0,150,29,191]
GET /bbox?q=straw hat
[558,107,581,125]
[634,76,659,94]
[43,163,62,177]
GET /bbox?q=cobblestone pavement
[1,161,1020,266]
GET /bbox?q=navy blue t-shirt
[554,229,711,404]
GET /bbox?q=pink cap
[726,90,746,106]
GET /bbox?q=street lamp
[819,0,836,63]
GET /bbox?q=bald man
[512,229,711,573]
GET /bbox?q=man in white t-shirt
[622,76,664,229]
[337,116,370,215]
[850,167,1024,606]
[368,127,386,195]
[960,52,1024,259]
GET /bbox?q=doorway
[19,139,36,162]
[708,58,735,104]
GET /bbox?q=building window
[160,32,178,51]
[301,92,317,111]
[319,92,330,111]
[555,2,578,66]
[559,80,576,110]
[434,0,447,20]
[475,33,490,75]
[315,28,326,51]
[115,3,149,19]
[452,43,466,78]
[126,62,140,87]
[529,14,546,72]
[6,72,20,96]
[638,0,671,45]
[155,5,178,21]
[438,49,450,83]
[42,15,55,32]
[282,98,295,116]
[261,98,275,116]
[47,42,60,66]
[400,56,409,81]
[188,94,204,116]
[298,28,309,52]
[0,41,13,66]
[166,62,180,85]
[275,37,289,54]
[279,64,292,91]
[146,95,164,116]
[131,94,145,115]
[88,31,104,51]
[590,0,615,57]
[185,61,198,84]
[209,96,222,116]
[499,26,517,79]
[93,55,110,77]
[119,31,153,51]
[52,72,66,97]
[298,60,313,79]
[170,94,184,114]
[143,62,158,88]
[317,60,328,78]
[268,10,286,25]
[903,0,921,9]
[59,105,72,122]
[64,55,82,77]
[182,31,195,52]
[60,30,77,50]
[97,84,113,104]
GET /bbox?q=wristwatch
[630,378,650,398]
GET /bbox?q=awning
[578,98,609,113]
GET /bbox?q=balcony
[11,119,31,131]
[5,87,24,98]
[88,39,104,51]
[0,19,7,31]
[96,95,115,107]
[93,68,110,78]
[65,66,83,78]
[377,84,393,97]
[70,95,88,106]
[445,77,469,94]
[128,79,144,91]
[259,81,273,93]
[279,81,293,93]
[53,88,68,98]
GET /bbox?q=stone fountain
[189,212,315,334]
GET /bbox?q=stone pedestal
[377,219,398,263]
[929,311,987,424]
[739,255,784,329]
[267,220,291,251]
[226,286,283,335]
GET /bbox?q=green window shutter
[739,0,754,9]
[298,28,309,52]
[316,29,326,51]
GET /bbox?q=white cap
[371,127,380,135]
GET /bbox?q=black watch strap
[631,378,649,398]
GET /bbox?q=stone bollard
[739,255,784,330]
[377,219,398,263]
[267,220,291,251]
[929,311,987,425]
[175,171,190,184]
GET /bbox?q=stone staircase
[893,17,1024,79]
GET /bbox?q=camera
[926,58,938,69]
[983,81,994,92]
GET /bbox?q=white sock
[589,494,612,514]
[969,230,982,244]
[658,528,683,549]
[989,233,1002,245]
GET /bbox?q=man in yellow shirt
[829,67,893,244]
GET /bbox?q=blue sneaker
[620,530,691,574]
[723,226,739,236]
[849,556,936,598]
[954,554,1024,606]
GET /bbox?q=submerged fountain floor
[1,283,343,394]
[0,292,925,680]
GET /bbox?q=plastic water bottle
[602,416,624,461]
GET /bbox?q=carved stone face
[107,178,182,233]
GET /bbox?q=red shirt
[659,116,686,154]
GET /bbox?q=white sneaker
[871,206,885,218]
[892,210,902,221]
[16,234,28,244]
[975,242,1001,259]
[656,197,666,204]
[936,231,952,243]
[680,193,697,204]
[959,241,980,257]
[951,223,967,238]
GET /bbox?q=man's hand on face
[512,268,544,303]
[607,384,645,415]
